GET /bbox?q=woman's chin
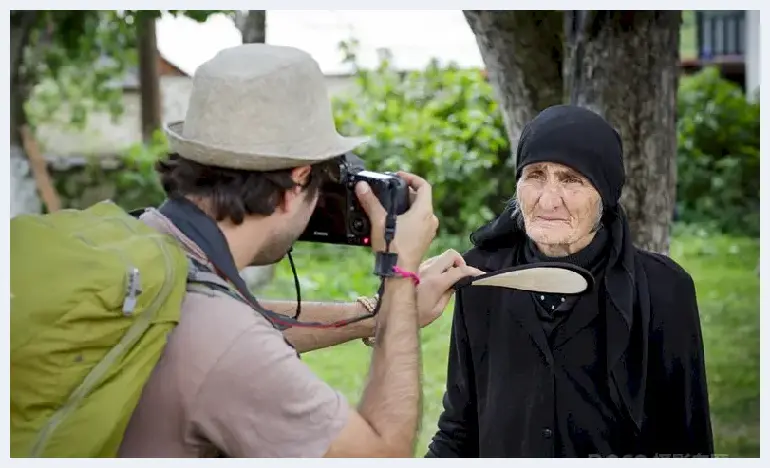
[526,226,574,246]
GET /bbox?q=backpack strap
[185,258,251,306]
[184,258,293,332]
[184,257,299,356]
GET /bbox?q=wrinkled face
[516,161,603,249]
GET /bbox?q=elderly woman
[426,105,714,458]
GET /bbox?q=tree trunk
[10,12,41,217]
[237,11,267,44]
[463,10,564,164]
[138,15,162,142]
[565,11,681,254]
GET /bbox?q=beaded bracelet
[356,294,380,347]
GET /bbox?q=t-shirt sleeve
[190,321,350,458]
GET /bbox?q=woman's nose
[537,184,564,210]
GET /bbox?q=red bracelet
[392,266,420,285]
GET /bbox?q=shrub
[332,46,511,236]
[54,130,167,211]
[676,67,760,236]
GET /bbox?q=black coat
[426,210,714,458]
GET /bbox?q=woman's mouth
[535,215,569,223]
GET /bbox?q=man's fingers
[425,264,484,292]
[355,182,386,221]
[407,186,418,205]
[397,171,429,190]
[441,265,484,287]
[426,249,464,274]
[397,171,433,214]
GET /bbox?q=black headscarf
[469,104,649,432]
[515,104,625,210]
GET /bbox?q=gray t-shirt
[119,284,349,458]
[119,212,349,458]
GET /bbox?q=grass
[259,229,759,458]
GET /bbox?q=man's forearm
[261,300,374,353]
[357,276,421,457]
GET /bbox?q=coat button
[542,428,553,438]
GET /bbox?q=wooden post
[138,14,161,142]
[20,125,61,213]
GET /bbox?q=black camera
[298,153,411,247]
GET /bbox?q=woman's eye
[565,176,582,184]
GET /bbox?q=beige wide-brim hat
[164,44,369,172]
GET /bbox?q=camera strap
[366,185,414,315]
[373,209,399,277]
[156,196,373,330]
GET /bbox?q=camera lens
[350,215,369,235]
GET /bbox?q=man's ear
[291,165,312,187]
[276,165,313,213]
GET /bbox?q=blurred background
[10,10,760,457]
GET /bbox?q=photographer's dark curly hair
[156,153,338,225]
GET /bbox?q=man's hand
[355,171,438,271]
[416,249,483,327]
[324,171,435,458]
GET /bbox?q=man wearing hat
[426,105,714,458]
[118,44,480,457]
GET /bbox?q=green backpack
[10,200,192,457]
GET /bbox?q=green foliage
[54,131,168,211]
[20,10,230,213]
[332,41,511,236]
[112,130,169,210]
[334,45,759,238]
[676,67,760,236]
[19,10,232,130]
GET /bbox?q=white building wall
[10,147,41,217]
[33,76,193,158]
